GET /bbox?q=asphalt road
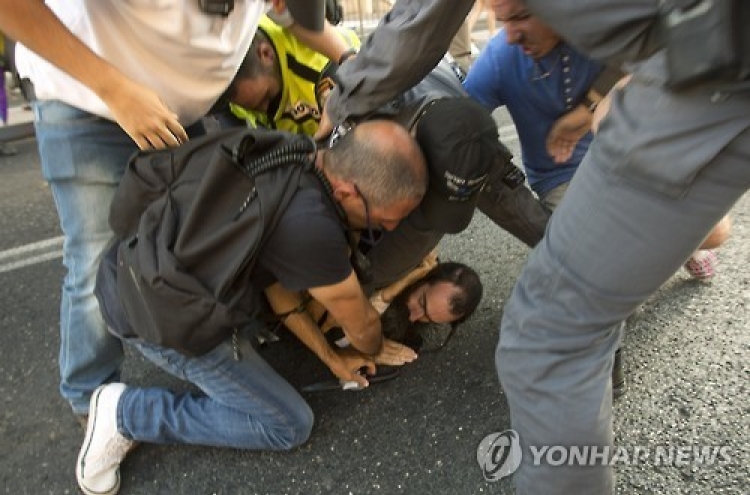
[0,108,748,495]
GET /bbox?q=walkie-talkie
[199,0,234,16]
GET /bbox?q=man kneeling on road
[219,21,551,378]
[79,121,427,495]
[225,22,549,264]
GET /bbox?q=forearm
[264,284,336,367]
[521,0,663,66]
[283,312,338,367]
[581,64,627,111]
[0,0,129,101]
[288,21,350,63]
[546,63,626,163]
[325,0,474,122]
[308,287,383,355]
[591,75,632,134]
[337,304,383,356]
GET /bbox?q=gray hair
[324,122,427,207]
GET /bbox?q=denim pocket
[34,100,135,182]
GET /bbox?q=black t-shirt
[252,183,352,291]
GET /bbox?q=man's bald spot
[352,120,427,182]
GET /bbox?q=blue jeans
[497,80,750,495]
[117,331,314,450]
[34,100,207,414]
[34,101,136,414]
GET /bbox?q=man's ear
[269,0,287,15]
[331,180,357,203]
[258,42,276,67]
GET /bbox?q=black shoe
[612,348,626,400]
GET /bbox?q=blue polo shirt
[464,33,603,196]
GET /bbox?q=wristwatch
[582,89,604,113]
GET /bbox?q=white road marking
[0,236,63,274]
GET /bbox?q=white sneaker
[76,383,135,495]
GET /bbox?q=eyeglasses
[353,184,384,247]
[403,291,458,353]
[417,292,436,324]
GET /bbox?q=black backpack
[109,128,318,356]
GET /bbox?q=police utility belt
[660,0,750,92]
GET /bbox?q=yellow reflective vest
[230,16,359,136]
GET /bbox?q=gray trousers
[365,157,550,293]
[497,80,750,494]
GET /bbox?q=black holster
[660,0,750,90]
[476,146,551,248]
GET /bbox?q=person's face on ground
[405,281,462,324]
[491,0,560,59]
